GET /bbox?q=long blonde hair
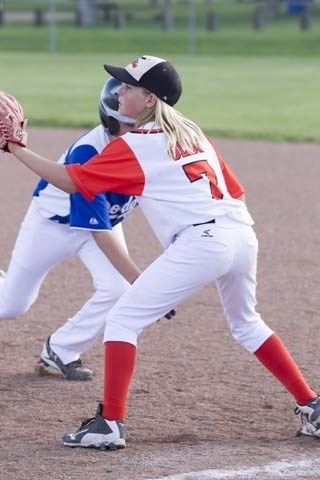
[135,95,207,158]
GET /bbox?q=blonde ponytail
[136,97,207,158]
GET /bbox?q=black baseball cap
[104,55,182,106]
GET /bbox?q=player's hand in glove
[0,91,27,152]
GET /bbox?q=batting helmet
[99,77,135,135]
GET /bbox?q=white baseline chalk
[147,458,320,480]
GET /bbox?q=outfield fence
[1,1,319,30]
[0,0,319,54]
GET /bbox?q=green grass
[1,21,320,56]
[1,52,319,142]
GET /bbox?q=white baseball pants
[0,200,129,363]
[104,216,273,353]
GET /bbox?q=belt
[193,219,215,227]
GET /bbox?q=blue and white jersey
[32,125,137,230]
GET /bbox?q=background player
[0,77,238,383]
[7,55,319,446]
[0,78,141,381]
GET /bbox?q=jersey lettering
[171,143,204,161]
[107,196,138,222]
[183,160,223,199]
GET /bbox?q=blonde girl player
[7,55,320,447]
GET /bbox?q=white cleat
[295,396,320,437]
[63,403,126,450]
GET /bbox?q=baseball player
[7,55,320,447]
[0,78,142,381]
[0,78,233,382]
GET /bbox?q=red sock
[254,334,317,405]
[102,341,136,420]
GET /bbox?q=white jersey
[67,123,253,247]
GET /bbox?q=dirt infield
[1,128,320,480]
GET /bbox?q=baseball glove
[0,91,27,151]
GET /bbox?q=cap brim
[104,65,140,87]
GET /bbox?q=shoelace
[78,416,96,430]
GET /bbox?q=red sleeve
[206,136,245,199]
[66,137,145,201]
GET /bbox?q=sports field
[1,52,320,142]
[1,128,320,480]
[1,3,320,479]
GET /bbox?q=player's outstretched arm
[93,230,141,284]
[8,143,76,193]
